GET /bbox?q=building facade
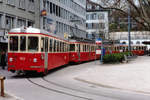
[110,31,150,49]
[0,0,87,51]
[40,0,87,39]
[86,0,109,39]
[0,0,36,50]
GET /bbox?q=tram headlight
[9,58,13,62]
[33,58,37,63]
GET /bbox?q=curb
[75,77,150,95]
[0,91,24,100]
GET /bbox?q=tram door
[44,37,48,72]
[77,44,80,61]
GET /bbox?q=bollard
[0,76,5,97]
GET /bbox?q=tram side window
[85,45,87,51]
[136,46,138,50]
[67,43,69,52]
[57,41,60,52]
[49,39,53,52]
[9,36,18,51]
[62,42,65,52]
[64,43,67,52]
[41,37,45,52]
[139,47,141,50]
[28,37,39,52]
[54,40,56,52]
[45,38,48,52]
[60,42,63,52]
[20,36,26,51]
[63,42,65,52]
[82,45,84,52]
[70,44,75,52]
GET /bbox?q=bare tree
[97,0,150,30]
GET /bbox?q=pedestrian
[1,51,6,70]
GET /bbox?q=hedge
[103,52,132,63]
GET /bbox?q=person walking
[1,51,6,70]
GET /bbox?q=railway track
[27,77,93,100]
[27,76,121,100]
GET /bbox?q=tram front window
[9,36,18,51]
[28,37,38,52]
[20,36,26,51]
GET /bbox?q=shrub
[103,52,131,63]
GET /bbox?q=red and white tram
[8,27,70,74]
[8,27,98,74]
[69,40,99,63]
[104,45,147,56]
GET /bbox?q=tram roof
[10,27,51,34]
[10,27,67,40]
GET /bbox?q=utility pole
[128,5,131,52]
[100,31,104,64]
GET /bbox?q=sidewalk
[0,67,22,100]
[75,56,150,94]
[0,92,23,100]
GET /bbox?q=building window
[86,14,90,20]
[43,0,46,8]
[87,4,92,9]
[53,4,55,14]
[50,2,52,14]
[136,41,140,44]
[47,1,49,12]
[17,19,26,27]
[28,0,35,12]
[5,16,14,29]
[98,13,104,20]
[19,0,26,9]
[122,42,126,44]
[91,13,97,20]
[28,21,34,27]
[56,5,59,16]
[86,23,92,29]
[7,0,15,6]
[99,23,105,29]
[0,15,2,28]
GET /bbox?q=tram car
[8,27,70,74]
[120,45,147,56]
[104,45,147,56]
[69,40,99,63]
[8,27,99,74]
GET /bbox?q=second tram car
[69,41,99,63]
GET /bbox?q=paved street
[1,56,150,100]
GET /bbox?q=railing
[0,76,5,97]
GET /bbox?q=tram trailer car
[120,45,147,56]
[8,27,70,74]
[69,41,98,63]
[104,45,147,56]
